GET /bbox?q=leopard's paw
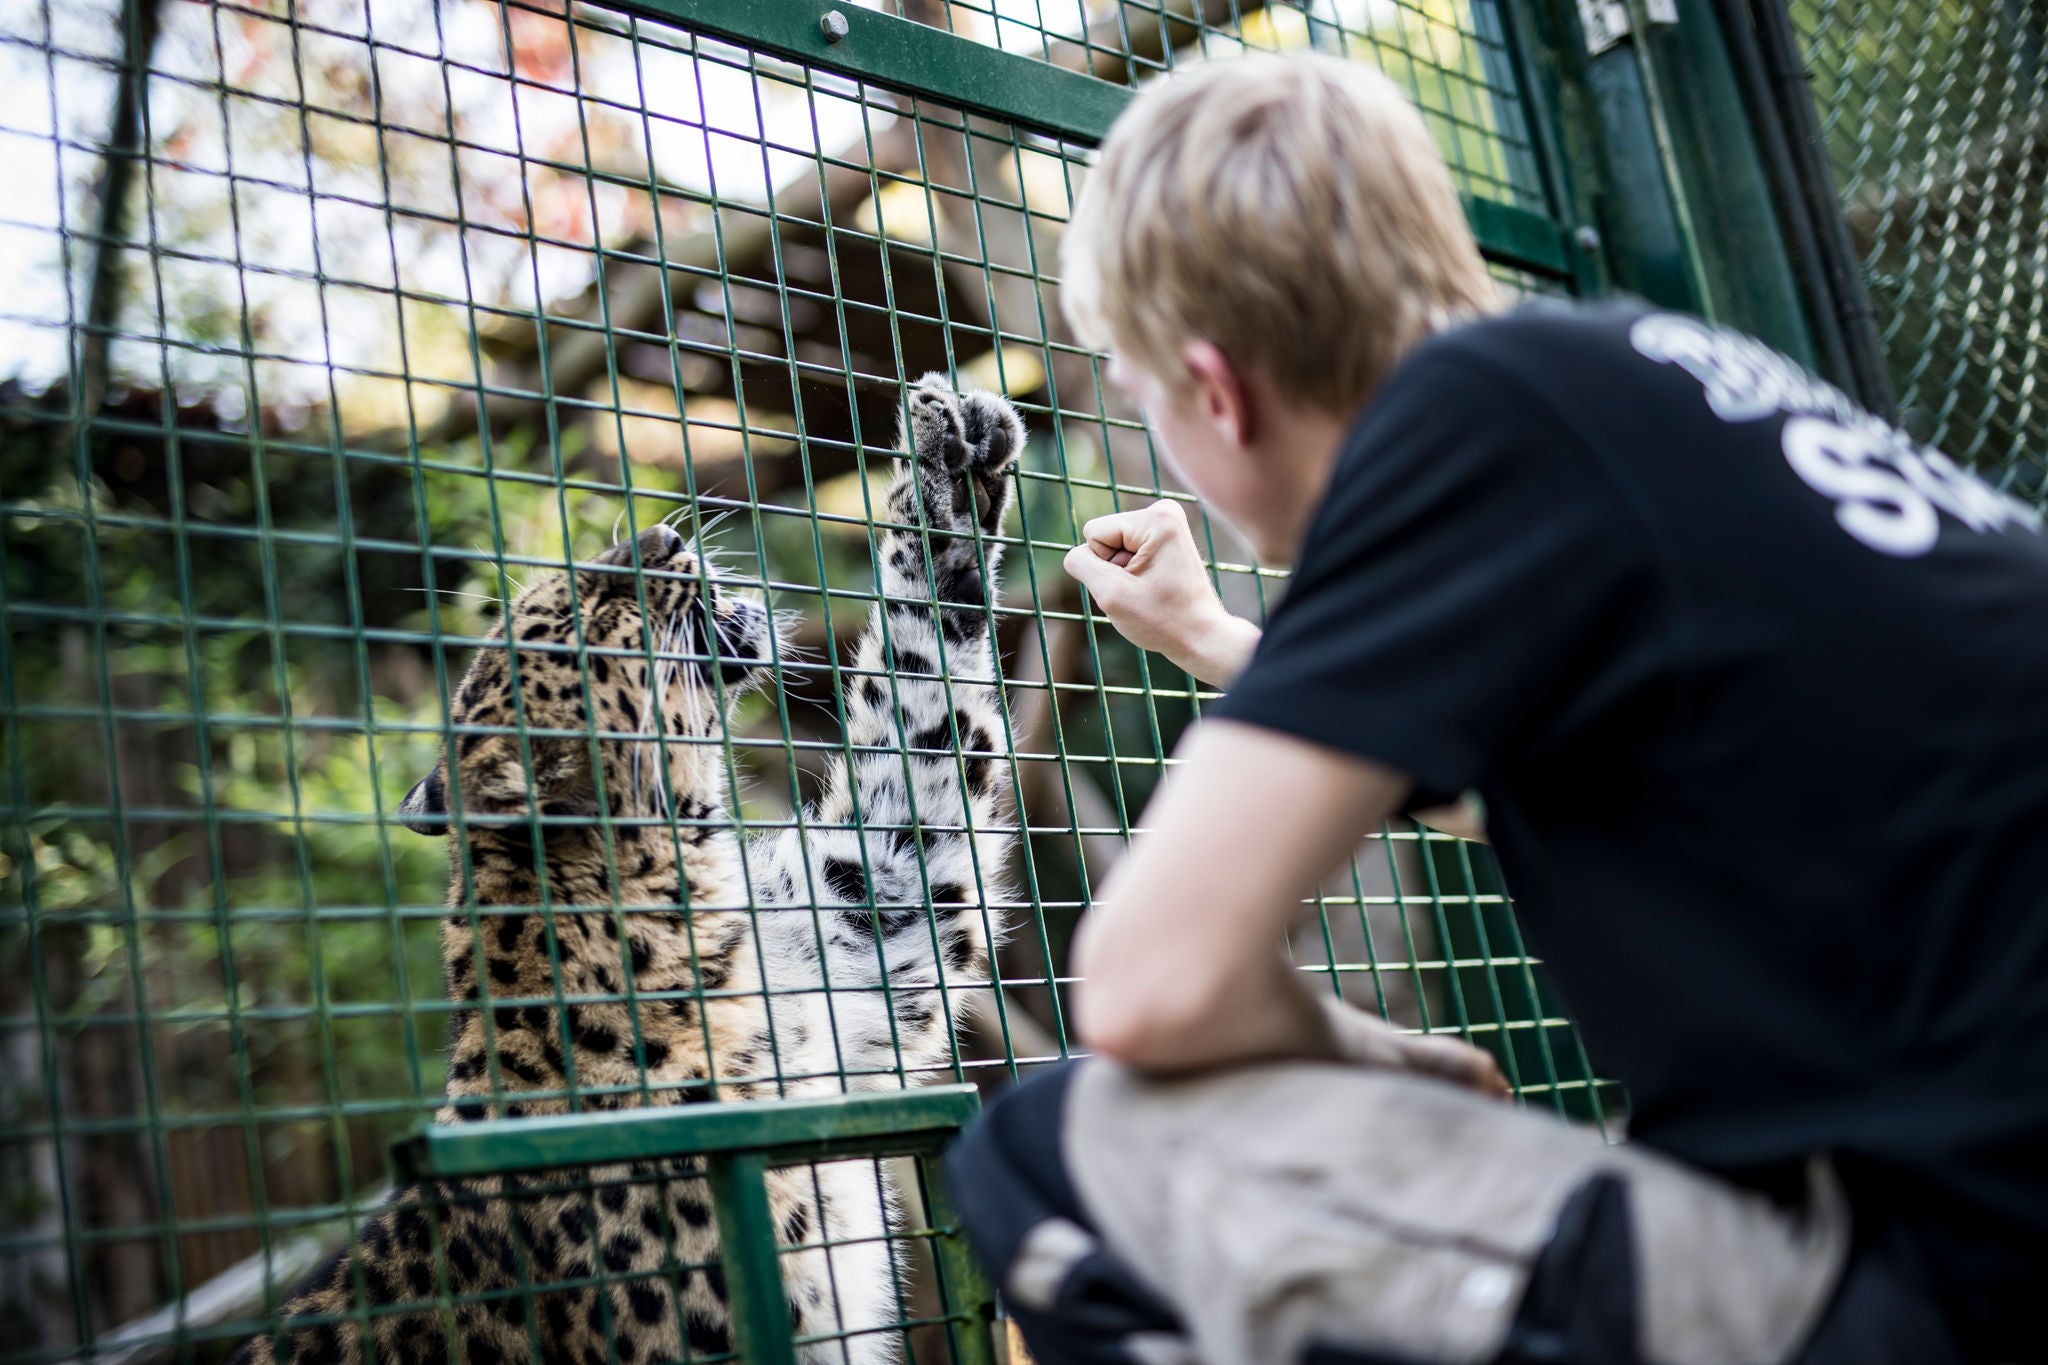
[960,389,1024,478]
[907,374,971,480]
[900,374,1024,539]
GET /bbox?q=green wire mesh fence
[1792,0,2045,495]
[1,0,1612,1359]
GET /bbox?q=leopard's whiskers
[660,615,685,817]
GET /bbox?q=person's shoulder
[1356,297,1647,439]
[1412,295,1653,378]
[1361,297,1652,430]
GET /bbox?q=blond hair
[1060,53,1501,412]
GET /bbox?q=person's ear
[1179,340,1254,448]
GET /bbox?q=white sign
[1578,0,1680,55]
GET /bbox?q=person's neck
[1249,306,1505,562]
[1240,395,1362,566]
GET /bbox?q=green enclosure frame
[391,1087,997,1364]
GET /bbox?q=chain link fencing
[1791,0,2045,496]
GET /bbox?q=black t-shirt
[1216,299,2048,1352]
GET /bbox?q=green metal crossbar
[392,1087,997,1365]
[601,0,1133,142]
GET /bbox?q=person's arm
[1063,500,1488,842]
[1072,718,1506,1094]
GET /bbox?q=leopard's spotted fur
[231,379,1022,1365]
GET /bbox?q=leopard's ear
[396,765,450,837]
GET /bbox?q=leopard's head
[397,523,774,838]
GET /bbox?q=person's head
[1062,52,1501,561]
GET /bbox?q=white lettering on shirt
[1630,313,2041,558]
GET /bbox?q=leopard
[230,377,1023,1365]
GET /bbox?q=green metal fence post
[1639,0,1822,364]
[705,1152,798,1362]
[1742,0,1901,417]
[1546,0,1712,310]
[1494,0,1618,296]
[915,1153,1001,1365]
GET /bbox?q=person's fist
[1061,500,1259,686]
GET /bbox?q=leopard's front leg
[737,378,1021,1362]
[752,376,1022,1088]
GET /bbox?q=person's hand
[1061,499,1261,686]
[1320,998,1512,1099]
[1396,1031,1513,1099]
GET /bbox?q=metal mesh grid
[879,0,1549,212]
[0,0,1601,1358]
[1791,0,2045,496]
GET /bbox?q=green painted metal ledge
[392,1084,984,1179]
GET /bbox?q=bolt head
[820,10,850,41]
[1573,225,1603,254]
